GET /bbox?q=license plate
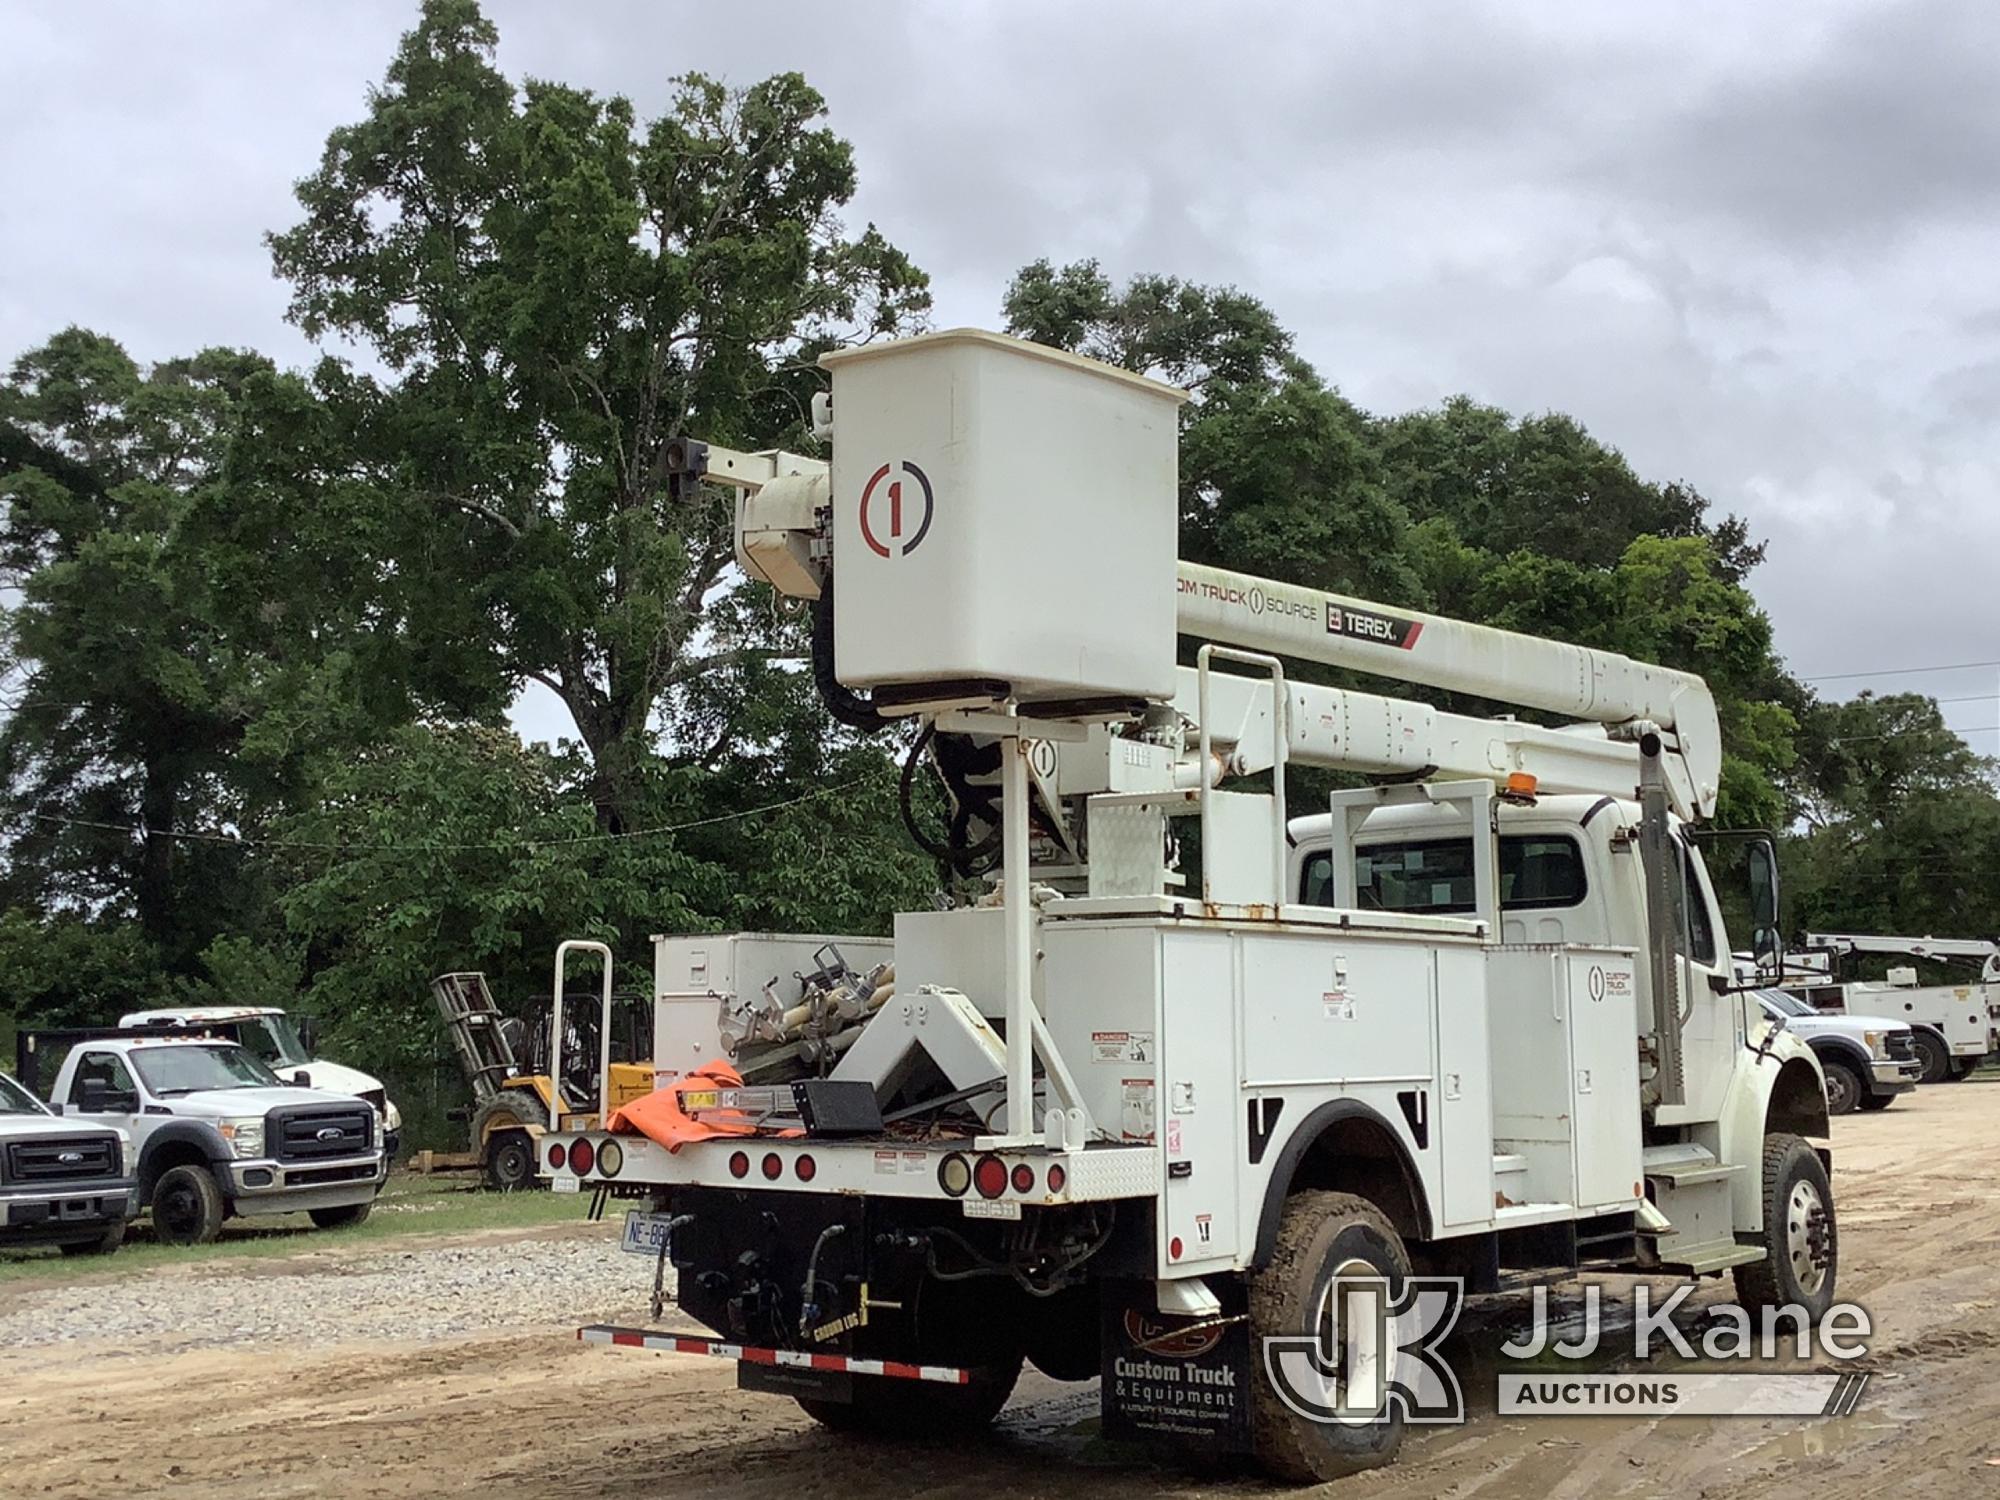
[963,1198,1022,1221]
[621,1209,678,1256]
[552,1176,581,1194]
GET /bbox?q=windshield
[1760,990,1815,1018]
[130,1044,282,1096]
[0,1071,48,1115]
[234,1015,310,1069]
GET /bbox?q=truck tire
[151,1163,226,1246]
[1819,1058,1862,1116]
[308,1202,372,1230]
[796,1355,1022,1436]
[1948,1058,1979,1081]
[1248,1190,1409,1482]
[1732,1133,1836,1319]
[1856,1090,1897,1112]
[474,1088,547,1192]
[1911,1031,1951,1085]
[58,1220,126,1256]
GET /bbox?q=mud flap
[739,1359,854,1403]
[1099,1280,1253,1452]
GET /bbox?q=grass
[0,1170,606,1286]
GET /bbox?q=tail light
[938,1153,971,1197]
[1046,1163,1066,1193]
[547,1141,567,1171]
[1011,1163,1036,1194]
[795,1154,817,1183]
[569,1137,596,1176]
[973,1155,1007,1199]
[596,1138,624,1178]
[761,1152,783,1181]
[728,1150,750,1180]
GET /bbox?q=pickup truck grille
[267,1106,373,1162]
[5,1135,120,1183]
[1885,1031,1918,1062]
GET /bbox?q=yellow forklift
[432,943,651,1190]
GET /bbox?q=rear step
[578,1325,972,1385]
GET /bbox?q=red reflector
[568,1137,595,1176]
[761,1152,783,1181]
[547,1141,567,1170]
[1046,1163,1066,1193]
[1169,1236,1183,1261]
[973,1155,1007,1199]
[795,1154,817,1183]
[1011,1163,1035,1194]
[728,1150,750,1180]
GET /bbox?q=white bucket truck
[1788,933,1998,1083]
[546,330,1833,1480]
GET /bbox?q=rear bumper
[0,1179,138,1239]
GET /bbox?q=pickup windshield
[130,1045,282,1096]
[1761,990,1816,1019]
[232,1015,310,1069]
[0,1071,48,1115]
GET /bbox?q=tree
[268,0,929,831]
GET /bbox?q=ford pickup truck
[0,1068,135,1255]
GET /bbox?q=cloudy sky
[4,0,1996,749]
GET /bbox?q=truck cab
[38,1036,387,1245]
[119,1005,401,1158]
[0,1068,136,1256]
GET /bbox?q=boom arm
[1803,932,2000,983]
[695,440,1723,821]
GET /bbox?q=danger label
[1323,990,1356,1020]
[1092,1030,1154,1062]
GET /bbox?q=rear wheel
[796,1354,1022,1436]
[1249,1190,1410,1482]
[308,1202,372,1230]
[475,1088,548,1192]
[1733,1133,1837,1318]
[1911,1031,1952,1084]
[150,1163,225,1246]
[1819,1059,1862,1115]
[1948,1058,1979,1081]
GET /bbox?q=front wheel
[59,1220,127,1256]
[1249,1190,1410,1482]
[150,1163,226,1246]
[1856,1090,1897,1112]
[1732,1133,1837,1318]
[484,1130,537,1192]
[1820,1059,1862,1116]
[308,1202,372,1230]
[1911,1031,1952,1085]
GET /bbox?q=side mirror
[77,1080,135,1114]
[298,1016,319,1056]
[1746,838,1783,973]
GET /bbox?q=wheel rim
[1825,1068,1856,1113]
[156,1181,200,1239]
[496,1142,529,1185]
[1785,1178,1832,1295]
[1314,1256,1391,1420]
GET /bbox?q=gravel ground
[0,1236,660,1352]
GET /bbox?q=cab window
[1679,845,1717,966]
[1299,835,1587,914]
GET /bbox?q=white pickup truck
[23,1034,387,1245]
[1754,990,1920,1114]
[0,1069,136,1256]
[119,1005,402,1159]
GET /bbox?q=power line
[1822,725,1999,745]
[18,779,869,855]
[1802,659,2000,683]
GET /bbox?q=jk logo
[1263,1275,1465,1425]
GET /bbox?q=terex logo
[1326,602,1424,650]
[859,460,935,559]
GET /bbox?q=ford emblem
[57,1151,83,1164]
[316,1127,345,1142]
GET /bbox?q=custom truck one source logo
[858,460,935,559]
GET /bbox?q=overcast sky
[4,0,1996,749]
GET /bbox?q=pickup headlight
[218,1117,266,1160]
[1864,1030,1888,1060]
[384,1099,401,1133]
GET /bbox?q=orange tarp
[606,1061,798,1152]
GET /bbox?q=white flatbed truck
[546,329,1834,1480]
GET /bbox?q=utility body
[0,1068,136,1255]
[1786,933,2000,1083]
[19,1032,387,1245]
[550,329,1835,1481]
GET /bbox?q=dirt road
[5,1084,1999,1498]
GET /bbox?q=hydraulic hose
[811,580,884,732]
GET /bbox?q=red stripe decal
[611,1331,644,1348]
[882,1360,923,1381]
[1402,621,1424,649]
[740,1346,778,1366]
[809,1354,846,1372]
